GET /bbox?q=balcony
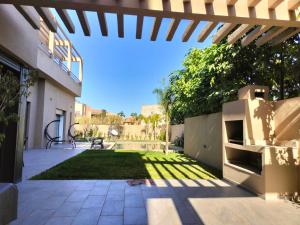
[37,19,82,96]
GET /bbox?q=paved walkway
[22,143,89,180]
[11,145,300,225]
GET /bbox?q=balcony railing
[39,19,83,84]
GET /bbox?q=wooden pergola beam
[97,11,108,36]
[228,24,254,44]
[14,5,39,29]
[117,13,124,38]
[198,21,218,42]
[256,26,287,46]
[56,8,75,33]
[268,0,284,9]
[150,16,162,41]
[248,0,262,7]
[76,10,90,36]
[34,7,57,32]
[166,18,180,41]
[182,19,200,42]
[241,25,271,46]
[271,27,300,45]
[288,0,300,10]
[212,23,236,44]
[2,0,300,27]
[136,14,144,39]
[227,0,238,5]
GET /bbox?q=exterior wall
[0,5,39,67]
[27,79,75,148]
[0,5,81,149]
[170,124,184,142]
[184,113,223,170]
[37,48,81,96]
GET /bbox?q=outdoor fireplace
[222,85,299,200]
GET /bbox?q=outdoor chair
[68,123,79,149]
[44,120,78,149]
[90,137,104,149]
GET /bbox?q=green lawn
[31,150,221,180]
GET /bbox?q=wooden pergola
[2,0,300,46]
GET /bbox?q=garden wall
[184,112,223,170]
[170,124,184,142]
[75,124,164,141]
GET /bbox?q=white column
[79,58,83,82]
[48,32,55,57]
[67,41,72,73]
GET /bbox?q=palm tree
[153,85,173,153]
[149,114,160,140]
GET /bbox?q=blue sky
[54,11,214,116]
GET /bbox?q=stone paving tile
[101,200,124,216]
[89,186,109,196]
[97,216,123,225]
[124,207,147,225]
[40,196,67,210]
[125,186,142,195]
[125,194,145,208]
[109,182,126,191]
[82,195,106,209]
[71,208,101,225]
[54,202,82,217]
[66,190,90,202]
[45,217,74,225]
[21,209,55,225]
[106,190,125,201]
[95,180,111,187]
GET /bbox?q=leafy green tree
[130,112,138,117]
[153,84,173,153]
[168,35,300,124]
[0,66,37,146]
[117,111,126,118]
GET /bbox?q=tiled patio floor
[22,143,91,180]
[12,145,300,225]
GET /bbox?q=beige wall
[184,113,223,170]
[0,4,39,67]
[27,78,75,148]
[170,124,184,142]
[274,97,300,142]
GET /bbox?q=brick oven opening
[226,147,262,174]
[225,120,243,145]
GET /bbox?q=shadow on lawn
[31,150,221,180]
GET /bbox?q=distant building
[75,101,106,118]
[123,117,136,125]
[141,104,165,125]
[141,104,164,117]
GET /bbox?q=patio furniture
[90,137,104,149]
[68,123,79,149]
[44,120,78,149]
[0,183,18,225]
